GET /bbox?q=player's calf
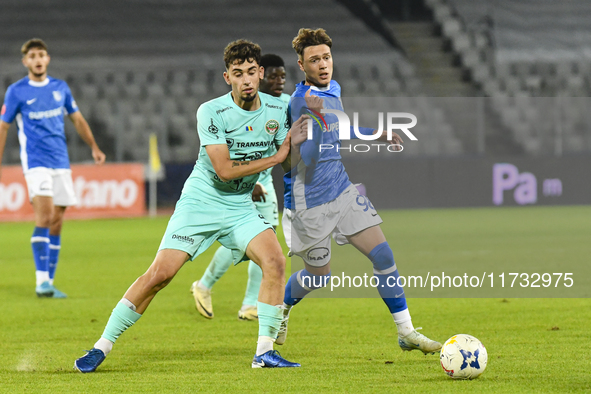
[277,269,331,346]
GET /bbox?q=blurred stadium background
[1,0,590,211]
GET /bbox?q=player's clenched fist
[304,88,323,114]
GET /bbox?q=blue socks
[49,234,61,283]
[369,242,408,313]
[282,243,407,314]
[31,227,50,285]
[284,269,331,306]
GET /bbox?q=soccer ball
[440,334,488,379]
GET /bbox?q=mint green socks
[243,261,262,306]
[256,302,283,355]
[101,300,142,343]
[200,246,234,289]
[257,302,282,338]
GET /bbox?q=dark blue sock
[31,227,50,273]
[284,269,331,306]
[369,242,408,313]
[49,234,61,280]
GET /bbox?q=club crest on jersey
[52,91,62,102]
[208,119,219,139]
[265,119,279,135]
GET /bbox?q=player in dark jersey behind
[0,38,106,298]
[278,28,442,356]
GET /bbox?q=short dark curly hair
[260,54,285,69]
[292,28,332,59]
[21,38,48,56]
[223,39,262,69]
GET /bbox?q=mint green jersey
[257,93,291,190]
[279,93,291,106]
[181,92,289,208]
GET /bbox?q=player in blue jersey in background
[278,28,442,355]
[191,54,291,321]
[0,39,106,298]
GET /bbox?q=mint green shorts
[159,195,273,264]
[254,187,279,227]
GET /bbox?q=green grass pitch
[1,206,590,393]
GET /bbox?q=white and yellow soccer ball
[440,334,488,379]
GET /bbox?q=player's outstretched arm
[68,112,106,164]
[0,120,11,179]
[207,132,291,183]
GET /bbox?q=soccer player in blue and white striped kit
[278,28,441,355]
[0,39,106,298]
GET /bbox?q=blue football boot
[74,348,106,373]
[252,350,300,368]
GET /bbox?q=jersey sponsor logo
[265,103,282,110]
[234,151,264,161]
[215,106,231,115]
[265,119,279,135]
[246,126,253,131]
[28,107,63,120]
[213,173,257,192]
[26,98,37,105]
[171,234,195,245]
[52,91,62,102]
[235,141,273,148]
[208,119,219,138]
[226,138,235,149]
[1,104,5,116]
[226,127,240,134]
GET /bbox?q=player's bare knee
[261,253,285,280]
[142,266,176,293]
[36,212,52,228]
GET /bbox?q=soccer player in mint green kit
[191,54,291,321]
[75,40,309,372]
